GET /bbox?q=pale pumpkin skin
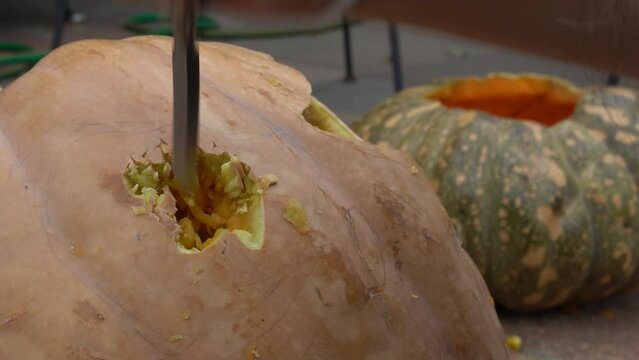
[355,74,639,312]
[0,37,507,359]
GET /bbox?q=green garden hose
[0,43,46,81]
[199,22,346,40]
[2,14,352,81]
[125,12,350,40]
[124,12,220,36]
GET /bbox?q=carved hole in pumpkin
[302,98,360,139]
[123,142,266,253]
[428,75,580,126]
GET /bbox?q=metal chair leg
[607,73,620,86]
[52,0,68,49]
[341,16,355,82]
[388,23,403,92]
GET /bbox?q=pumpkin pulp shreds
[506,335,522,351]
[283,198,310,234]
[259,174,278,189]
[124,142,269,252]
[248,346,260,359]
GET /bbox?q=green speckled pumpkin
[353,73,639,312]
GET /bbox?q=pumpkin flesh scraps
[124,144,265,252]
[428,74,581,126]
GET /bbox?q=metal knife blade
[172,0,200,194]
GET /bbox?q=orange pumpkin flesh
[429,75,580,126]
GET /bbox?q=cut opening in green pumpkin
[427,75,581,126]
[123,143,267,253]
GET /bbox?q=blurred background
[2,0,637,124]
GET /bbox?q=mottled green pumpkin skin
[353,74,639,311]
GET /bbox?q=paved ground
[502,286,639,360]
[2,1,639,359]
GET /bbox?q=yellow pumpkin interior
[428,75,580,126]
[123,143,267,253]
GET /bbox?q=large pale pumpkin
[0,37,507,359]
[354,74,639,312]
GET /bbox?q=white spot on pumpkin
[612,194,622,209]
[602,154,627,167]
[384,114,402,128]
[608,88,637,101]
[536,206,563,241]
[584,105,630,126]
[525,123,544,142]
[615,131,639,144]
[405,102,440,117]
[612,242,633,275]
[513,165,530,177]
[520,245,546,267]
[514,198,522,208]
[545,160,567,187]
[542,147,556,157]
[457,111,477,128]
[504,182,511,193]
[537,266,558,288]
[479,146,488,164]
[588,189,606,204]
[588,129,607,142]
